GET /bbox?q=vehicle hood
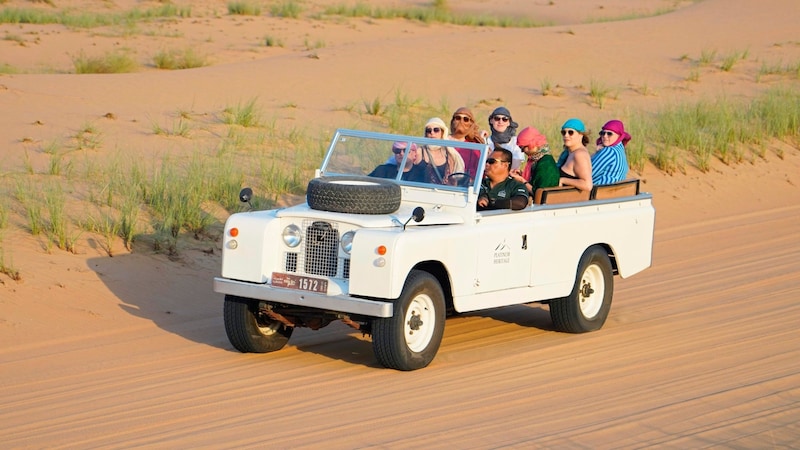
[276,203,465,228]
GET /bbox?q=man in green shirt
[477,149,529,211]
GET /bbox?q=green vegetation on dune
[0,4,191,28]
[1,84,797,263]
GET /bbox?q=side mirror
[239,187,253,203]
[411,206,425,222]
[403,206,425,230]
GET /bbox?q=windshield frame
[319,128,489,194]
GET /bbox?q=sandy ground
[1,0,800,447]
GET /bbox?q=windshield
[320,129,488,192]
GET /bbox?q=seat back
[590,179,640,200]
[534,186,591,205]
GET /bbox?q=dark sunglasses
[452,114,472,123]
[561,129,577,136]
[486,158,509,165]
[425,127,442,134]
[492,116,510,123]
[392,148,405,154]
[599,131,615,137]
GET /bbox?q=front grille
[285,252,297,272]
[305,221,338,277]
[282,220,351,280]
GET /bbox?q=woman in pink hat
[592,119,630,185]
[509,126,559,196]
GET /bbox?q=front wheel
[550,246,613,333]
[372,270,445,371]
[224,295,293,353]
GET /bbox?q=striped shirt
[591,143,628,185]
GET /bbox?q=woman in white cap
[420,117,465,185]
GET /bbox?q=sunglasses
[486,158,510,165]
[561,129,577,136]
[392,148,405,154]
[492,116,510,123]
[452,114,472,123]
[599,131,615,137]
[425,127,442,134]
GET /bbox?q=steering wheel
[446,172,473,187]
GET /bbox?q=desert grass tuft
[74,122,103,150]
[264,35,284,47]
[698,49,717,66]
[72,50,138,74]
[227,1,261,16]
[719,49,748,72]
[540,78,554,96]
[83,210,121,257]
[588,79,612,109]
[270,0,303,18]
[0,199,8,229]
[223,98,262,127]
[152,117,192,137]
[154,48,208,70]
[322,3,541,27]
[0,240,22,281]
[363,96,384,116]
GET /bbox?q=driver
[477,149,529,211]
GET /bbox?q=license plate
[271,272,328,294]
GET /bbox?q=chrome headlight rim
[340,230,355,254]
[282,224,302,248]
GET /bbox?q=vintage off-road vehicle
[214,129,655,370]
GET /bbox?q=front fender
[348,226,476,300]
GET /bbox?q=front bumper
[213,277,394,318]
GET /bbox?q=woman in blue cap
[556,118,593,193]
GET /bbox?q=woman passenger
[592,119,630,185]
[420,117,465,185]
[449,107,485,181]
[510,126,559,196]
[485,106,524,169]
[556,118,593,193]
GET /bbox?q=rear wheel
[224,295,293,353]
[372,270,445,371]
[550,246,613,333]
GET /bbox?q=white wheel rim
[404,293,436,353]
[256,318,281,336]
[579,264,605,319]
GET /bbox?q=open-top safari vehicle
[214,129,655,370]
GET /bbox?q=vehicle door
[473,215,533,293]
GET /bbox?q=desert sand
[1,0,799,447]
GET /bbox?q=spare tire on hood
[306,176,401,215]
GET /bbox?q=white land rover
[214,129,655,370]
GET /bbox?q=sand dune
[1,0,799,447]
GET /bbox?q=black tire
[307,176,401,215]
[550,246,613,333]
[372,270,446,371]
[224,295,293,353]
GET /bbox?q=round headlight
[282,224,302,248]
[340,230,355,254]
